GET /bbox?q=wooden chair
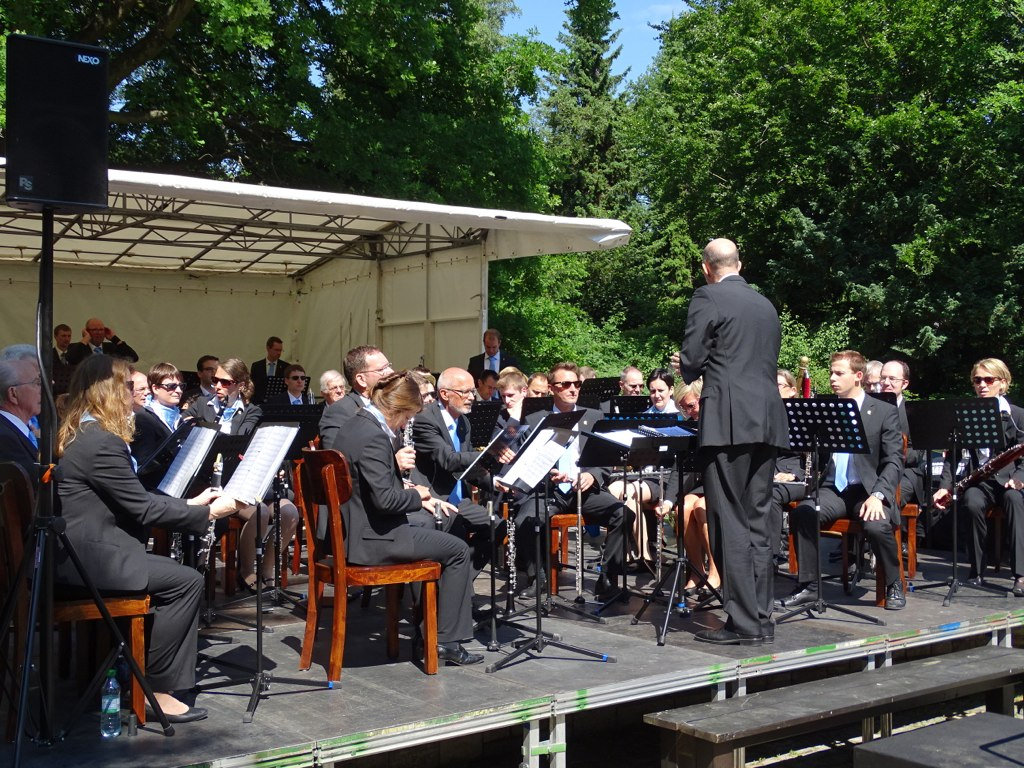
[0,462,150,735]
[296,449,439,681]
[548,513,576,594]
[901,504,919,579]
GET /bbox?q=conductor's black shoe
[437,643,484,666]
[776,583,818,609]
[1014,577,1024,597]
[146,704,208,723]
[693,628,764,647]
[884,580,906,610]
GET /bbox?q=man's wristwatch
[871,491,885,502]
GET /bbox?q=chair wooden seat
[1,462,150,737]
[295,449,439,682]
[548,513,577,594]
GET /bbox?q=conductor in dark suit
[249,336,289,404]
[332,371,483,665]
[672,238,789,646]
[0,344,41,482]
[64,317,139,365]
[55,356,240,722]
[319,345,393,450]
[780,350,906,610]
[409,367,497,573]
[467,328,519,381]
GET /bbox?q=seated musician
[607,368,679,567]
[770,369,805,559]
[129,369,150,413]
[527,372,550,398]
[410,368,438,406]
[0,344,42,482]
[56,355,241,722]
[474,369,498,402]
[319,369,348,405]
[332,370,483,665]
[186,358,299,591]
[131,362,187,489]
[779,350,906,610]
[510,362,631,599]
[932,358,1024,595]
[880,359,930,547]
[409,367,498,574]
[319,346,394,448]
[673,378,721,594]
[266,364,313,405]
[181,355,218,409]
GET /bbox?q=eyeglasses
[155,382,184,391]
[362,362,392,376]
[622,382,643,391]
[422,390,438,401]
[326,383,345,391]
[12,378,42,388]
[442,387,475,397]
[880,375,905,383]
[551,380,581,391]
[973,376,1001,385]
[213,376,236,387]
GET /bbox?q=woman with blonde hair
[56,355,239,722]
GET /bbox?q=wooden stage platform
[5,544,1024,768]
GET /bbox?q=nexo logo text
[77,54,101,65]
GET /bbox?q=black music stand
[629,430,701,645]
[578,377,619,410]
[468,401,502,449]
[608,395,650,415]
[486,411,614,673]
[585,415,693,615]
[907,398,1008,605]
[776,397,882,626]
[521,395,554,420]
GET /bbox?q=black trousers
[409,500,500,577]
[702,444,777,637]
[144,553,204,692]
[961,479,1024,578]
[771,482,804,556]
[513,485,631,580]
[790,483,900,587]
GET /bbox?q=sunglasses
[287,375,309,382]
[551,380,581,391]
[973,376,1001,385]
[213,376,236,387]
[155,382,184,391]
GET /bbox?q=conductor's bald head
[702,238,741,283]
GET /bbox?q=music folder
[157,423,221,498]
[496,410,584,494]
[219,423,300,505]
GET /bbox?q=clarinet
[799,356,814,494]
[194,453,223,570]
[505,501,517,593]
[402,417,414,481]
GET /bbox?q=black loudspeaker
[5,34,109,213]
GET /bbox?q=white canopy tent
[0,161,631,379]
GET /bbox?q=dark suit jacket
[265,392,312,406]
[319,392,368,451]
[0,414,38,481]
[410,402,485,499]
[184,398,262,437]
[331,409,424,565]
[679,275,788,449]
[65,337,139,365]
[55,421,210,592]
[524,406,611,487]
[130,407,172,484]
[51,350,75,395]
[939,403,1024,490]
[467,350,520,381]
[822,393,904,507]
[250,358,290,404]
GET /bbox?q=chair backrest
[300,448,353,571]
[0,462,35,596]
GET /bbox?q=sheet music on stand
[496,410,583,494]
[157,425,221,498]
[222,424,300,505]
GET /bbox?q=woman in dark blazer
[184,357,297,589]
[56,355,239,722]
[332,371,482,665]
[131,362,187,490]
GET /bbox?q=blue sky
[501,1,690,85]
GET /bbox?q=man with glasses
[0,344,42,482]
[65,317,138,365]
[409,368,496,574]
[320,345,394,450]
[880,360,929,526]
[267,364,313,405]
[932,358,1024,595]
[320,370,348,405]
[250,336,289,404]
[511,362,630,599]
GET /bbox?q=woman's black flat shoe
[146,704,208,723]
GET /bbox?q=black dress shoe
[885,580,906,610]
[762,621,776,644]
[776,583,818,608]
[694,627,764,647]
[1012,577,1024,597]
[437,643,484,666]
[594,575,619,601]
[146,704,208,723]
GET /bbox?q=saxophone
[194,453,223,571]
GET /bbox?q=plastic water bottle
[100,669,121,738]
